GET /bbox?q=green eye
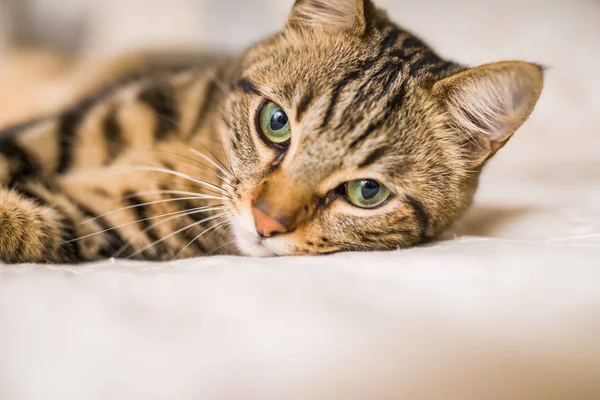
[259,101,291,145]
[345,180,391,209]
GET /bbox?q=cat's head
[221,0,543,257]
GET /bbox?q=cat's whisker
[218,117,243,180]
[188,147,233,181]
[118,144,230,176]
[205,219,231,243]
[120,191,223,202]
[65,205,223,244]
[148,111,186,136]
[208,239,238,256]
[141,82,235,178]
[125,213,226,259]
[81,195,223,225]
[110,206,222,258]
[99,145,232,192]
[110,167,228,195]
[216,135,239,182]
[176,218,230,259]
[147,148,234,188]
[125,189,225,199]
[191,134,234,173]
[142,179,232,199]
[114,207,225,258]
[225,146,237,180]
[191,135,227,151]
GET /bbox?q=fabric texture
[1,1,599,399]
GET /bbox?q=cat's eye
[259,101,291,145]
[345,180,391,209]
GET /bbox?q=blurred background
[1,0,598,55]
[0,0,598,178]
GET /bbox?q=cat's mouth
[234,229,278,257]
[231,213,282,257]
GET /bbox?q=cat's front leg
[0,184,109,264]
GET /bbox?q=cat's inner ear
[287,0,370,34]
[433,61,544,167]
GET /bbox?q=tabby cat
[0,0,543,264]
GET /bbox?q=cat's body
[0,57,238,262]
[0,0,543,264]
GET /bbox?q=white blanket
[1,1,599,399]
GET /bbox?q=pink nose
[252,207,288,238]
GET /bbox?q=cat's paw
[0,189,64,264]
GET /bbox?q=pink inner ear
[436,62,543,155]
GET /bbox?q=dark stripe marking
[402,36,427,50]
[379,65,402,99]
[388,48,410,62]
[189,80,219,136]
[14,186,47,206]
[378,26,407,56]
[0,119,41,137]
[236,78,260,95]
[321,69,362,129]
[410,52,446,75]
[358,147,387,168]
[351,61,393,106]
[138,84,179,141]
[348,119,386,150]
[0,135,41,186]
[405,195,430,239]
[58,216,84,263]
[63,193,130,258]
[125,193,168,257]
[103,107,126,164]
[347,69,407,150]
[322,57,381,131]
[384,79,408,113]
[174,198,211,254]
[296,88,314,122]
[57,96,99,174]
[347,67,407,151]
[353,60,402,111]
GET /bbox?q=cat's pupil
[361,180,380,200]
[270,110,288,131]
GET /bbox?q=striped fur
[0,0,543,263]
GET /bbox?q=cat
[0,0,543,264]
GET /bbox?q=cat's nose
[252,206,289,238]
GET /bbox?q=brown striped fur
[0,0,543,263]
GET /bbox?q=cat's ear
[287,0,372,35]
[433,61,544,167]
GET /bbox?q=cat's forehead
[244,32,392,98]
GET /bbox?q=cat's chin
[233,227,280,258]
